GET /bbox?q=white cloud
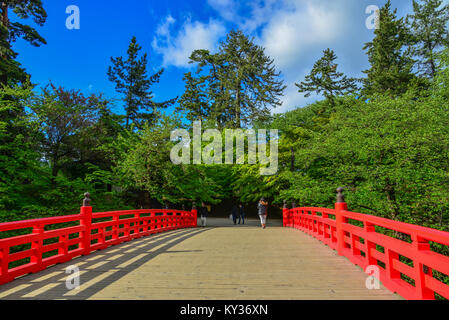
[152,16,226,68]
[249,0,355,111]
[239,0,283,34]
[204,0,357,110]
[154,0,377,111]
[259,1,347,70]
[155,14,175,38]
[207,0,239,22]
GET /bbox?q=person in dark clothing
[238,203,245,224]
[257,197,268,229]
[231,205,238,225]
[200,202,208,227]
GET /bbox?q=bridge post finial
[282,200,290,227]
[292,201,296,209]
[336,187,345,203]
[83,192,91,207]
[192,201,196,210]
[335,187,347,257]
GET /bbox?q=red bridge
[0,190,448,300]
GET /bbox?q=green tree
[407,0,449,78]
[220,30,285,127]
[296,48,357,108]
[181,30,286,128]
[283,92,449,229]
[107,36,176,129]
[179,49,231,128]
[363,0,415,96]
[29,84,106,181]
[113,115,225,205]
[177,71,210,123]
[433,48,449,99]
[0,0,47,85]
[0,83,51,220]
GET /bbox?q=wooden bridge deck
[0,218,400,300]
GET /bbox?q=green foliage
[178,30,286,128]
[0,82,44,219]
[407,0,449,78]
[0,0,47,85]
[280,87,449,229]
[107,36,176,129]
[433,48,449,99]
[112,115,228,205]
[0,82,130,223]
[296,48,357,107]
[2,9,449,242]
[177,71,210,123]
[2,4,449,298]
[231,164,282,204]
[363,0,416,96]
[29,84,109,179]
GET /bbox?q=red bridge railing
[282,188,449,300]
[0,193,197,286]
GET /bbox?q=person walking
[231,204,238,225]
[200,202,208,227]
[257,198,268,229]
[238,203,245,225]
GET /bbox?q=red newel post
[335,187,347,257]
[30,223,44,273]
[80,192,92,255]
[0,247,8,284]
[282,200,289,227]
[412,234,434,299]
[191,202,198,228]
[292,201,296,228]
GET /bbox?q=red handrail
[0,205,197,286]
[283,203,449,300]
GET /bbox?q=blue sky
[11,0,438,116]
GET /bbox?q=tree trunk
[426,34,436,78]
[235,80,241,128]
[0,2,9,85]
[0,3,9,32]
[430,56,436,78]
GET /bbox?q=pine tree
[407,0,449,78]
[295,48,357,107]
[180,30,286,128]
[362,0,415,96]
[220,30,286,128]
[189,49,232,128]
[0,0,47,85]
[177,71,210,123]
[107,36,176,129]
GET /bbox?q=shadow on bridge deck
[0,228,208,300]
[0,219,401,300]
